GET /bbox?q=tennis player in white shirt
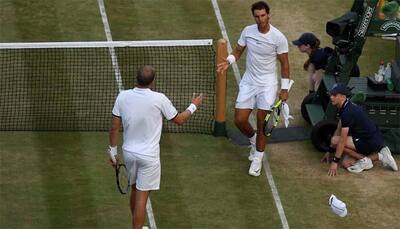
[107,65,202,229]
[217,1,291,176]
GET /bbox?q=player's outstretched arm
[216,45,245,73]
[172,93,203,125]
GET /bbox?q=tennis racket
[264,100,283,137]
[115,163,129,194]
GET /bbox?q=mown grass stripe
[211,0,241,85]
[212,1,289,228]
[97,0,156,227]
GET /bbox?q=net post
[213,39,227,137]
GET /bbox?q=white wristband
[108,145,117,164]
[226,54,236,65]
[186,103,197,114]
[108,145,117,156]
[281,78,291,90]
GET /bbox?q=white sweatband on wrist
[226,54,236,65]
[108,145,117,164]
[281,78,291,90]
[186,103,197,114]
[108,145,117,156]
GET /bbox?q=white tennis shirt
[112,88,178,159]
[238,24,288,86]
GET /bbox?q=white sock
[255,150,264,160]
[378,153,383,161]
[249,133,257,146]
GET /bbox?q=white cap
[329,194,347,217]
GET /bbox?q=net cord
[0,40,213,49]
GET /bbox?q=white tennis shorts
[235,82,278,110]
[123,151,161,191]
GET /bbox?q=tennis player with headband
[217,1,291,176]
[107,65,202,229]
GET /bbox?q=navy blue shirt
[310,47,360,77]
[339,99,380,140]
[310,48,330,70]
[339,99,384,154]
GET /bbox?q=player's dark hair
[136,65,155,87]
[251,1,270,15]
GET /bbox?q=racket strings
[265,113,275,134]
[265,104,282,135]
[117,164,129,194]
[272,109,280,124]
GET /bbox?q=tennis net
[0,40,216,134]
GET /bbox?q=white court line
[97,1,157,228]
[97,0,124,92]
[211,0,241,85]
[211,0,256,128]
[146,199,157,229]
[263,155,290,229]
[211,1,289,228]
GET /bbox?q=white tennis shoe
[347,157,373,173]
[249,157,262,176]
[379,146,398,171]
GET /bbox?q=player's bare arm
[172,93,203,125]
[277,52,290,101]
[216,45,245,73]
[108,116,122,166]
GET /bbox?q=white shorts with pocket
[235,82,278,110]
[123,151,161,191]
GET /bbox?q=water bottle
[374,60,385,82]
[378,60,385,75]
[384,63,391,82]
[386,79,394,91]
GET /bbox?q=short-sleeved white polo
[238,24,288,86]
[112,88,178,160]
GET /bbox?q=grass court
[1,0,399,228]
